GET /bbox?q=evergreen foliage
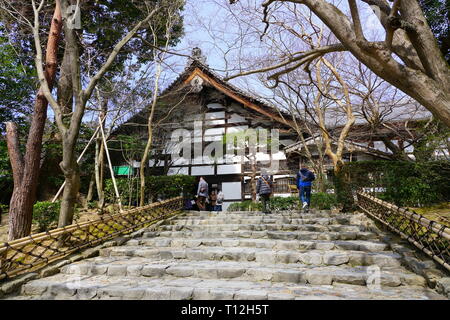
[336,160,450,208]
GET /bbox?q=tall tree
[138,0,185,206]
[229,0,450,127]
[4,0,62,240]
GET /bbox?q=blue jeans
[299,186,311,206]
[213,205,222,211]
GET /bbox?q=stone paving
[9,210,449,300]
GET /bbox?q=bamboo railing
[0,196,184,281]
[356,191,450,272]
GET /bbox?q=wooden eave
[183,67,296,130]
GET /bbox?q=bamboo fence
[356,191,450,272]
[0,196,183,281]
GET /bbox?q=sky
[161,0,388,94]
[43,0,429,129]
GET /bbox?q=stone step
[182,211,342,218]
[143,230,379,241]
[9,208,448,301]
[99,246,402,268]
[158,223,363,233]
[168,217,353,225]
[58,258,426,288]
[126,237,389,252]
[19,274,445,300]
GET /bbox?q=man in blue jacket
[296,166,315,211]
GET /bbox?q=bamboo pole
[99,116,123,213]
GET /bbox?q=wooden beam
[184,68,296,128]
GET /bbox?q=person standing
[196,176,209,211]
[256,170,273,214]
[209,190,217,211]
[215,189,224,212]
[296,166,315,211]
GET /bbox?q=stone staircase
[11,210,448,300]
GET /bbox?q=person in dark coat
[296,166,315,212]
[196,176,209,211]
[256,170,273,214]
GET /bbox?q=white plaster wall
[222,181,242,199]
[149,160,165,167]
[207,103,224,109]
[217,164,242,174]
[191,165,215,176]
[228,113,247,123]
[205,127,225,136]
[167,167,189,175]
[226,125,249,134]
[206,111,225,119]
[272,151,287,160]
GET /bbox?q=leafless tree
[13,0,165,227]
[227,0,450,127]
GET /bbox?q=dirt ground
[411,202,450,228]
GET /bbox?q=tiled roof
[160,58,294,121]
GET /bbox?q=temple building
[111,48,300,209]
[111,48,444,208]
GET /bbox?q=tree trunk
[139,63,162,207]
[139,127,153,206]
[85,173,95,206]
[95,134,105,211]
[58,154,80,227]
[5,2,62,240]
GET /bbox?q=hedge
[335,160,450,208]
[227,193,338,212]
[104,175,196,205]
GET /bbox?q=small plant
[0,203,8,225]
[269,196,299,211]
[227,194,338,212]
[33,201,60,232]
[310,192,338,210]
[227,200,262,211]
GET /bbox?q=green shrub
[227,200,262,211]
[269,196,299,211]
[104,175,196,205]
[146,175,197,200]
[310,192,338,210]
[0,203,8,213]
[33,201,60,232]
[227,194,337,212]
[337,160,450,208]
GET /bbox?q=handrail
[356,191,450,272]
[0,196,184,281]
